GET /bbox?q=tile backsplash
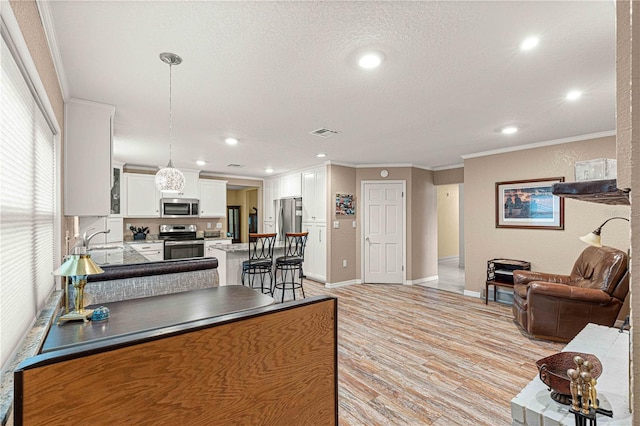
[123,217,226,239]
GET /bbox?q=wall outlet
[333,221,339,229]
[342,259,347,268]
[207,222,212,229]
[126,223,131,230]
[216,223,222,229]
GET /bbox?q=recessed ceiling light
[358,53,383,69]
[316,153,327,158]
[265,168,274,174]
[225,137,238,146]
[520,36,539,51]
[196,160,206,166]
[566,90,582,101]
[501,126,518,135]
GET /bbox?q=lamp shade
[155,159,185,193]
[54,254,104,277]
[579,216,629,248]
[579,232,602,247]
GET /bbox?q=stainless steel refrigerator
[276,197,302,241]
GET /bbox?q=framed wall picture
[495,177,564,229]
[336,194,355,215]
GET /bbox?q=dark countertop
[41,285,274,354]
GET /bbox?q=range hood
[552,179,630,205]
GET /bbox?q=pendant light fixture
[155,52,185,193]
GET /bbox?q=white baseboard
[438,256,459,261]
[325,279,360,288]
[407,275,439,285]
[464,289,481,299]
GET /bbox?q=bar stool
[274,232,308,303]
[241,233,277,295]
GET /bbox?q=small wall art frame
[335,194,355,215]
[495,177,564,230]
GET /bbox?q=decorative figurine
[580,371,592,415]
[567,368,581,412]
[566,355,610,425]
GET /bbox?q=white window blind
[0,28,56,372]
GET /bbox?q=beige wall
[409,167,438,282]
[437,184,459,259]
[327,165,438,284]
[355,167,412,282]
[464,136,630,297]
[433,167,464,185]
[327,165,357,284]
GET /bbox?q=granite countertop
[212,243,250,252]
[88,244,151,266]
[210,242,285,253]
[124,239,164,244]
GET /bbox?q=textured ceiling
[46,1,615,178]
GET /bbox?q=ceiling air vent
[227,163,244,168]
[310,128,339,138]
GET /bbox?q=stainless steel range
[159,224,204,260]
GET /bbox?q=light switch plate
[216,223,222,229]
[333,221,339,229]
[352,221,357,228]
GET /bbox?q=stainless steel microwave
[160,198,199,218]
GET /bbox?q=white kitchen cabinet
[110,163,123,216]
[302,166,326,222]
[125,173,161,217]
[79,216,123,248]
[129,242,164,262]
[207,247,227,285]
[106,217,124,244]
[175,170,200,199]
[279,173,301,198]
[199,179,227,217]
[263,179,276,222]
[302,222,326,282]
[64,99,115,216]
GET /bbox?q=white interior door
[363,181,405,284]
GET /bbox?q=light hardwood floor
[298,280,564,425]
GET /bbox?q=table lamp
[579,216,629,247]
[54,254,104,324]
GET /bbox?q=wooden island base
[15,292,338,425]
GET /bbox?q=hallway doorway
[436,184,464,267]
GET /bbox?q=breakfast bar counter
[42,285,274,353]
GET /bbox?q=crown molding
[461,130,616,160]
[36,0,70,101]
[432,163,464,171]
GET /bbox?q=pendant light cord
[168,62,173,162]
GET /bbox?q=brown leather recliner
[512,245,628,342]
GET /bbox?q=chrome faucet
[82,227,111,248]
